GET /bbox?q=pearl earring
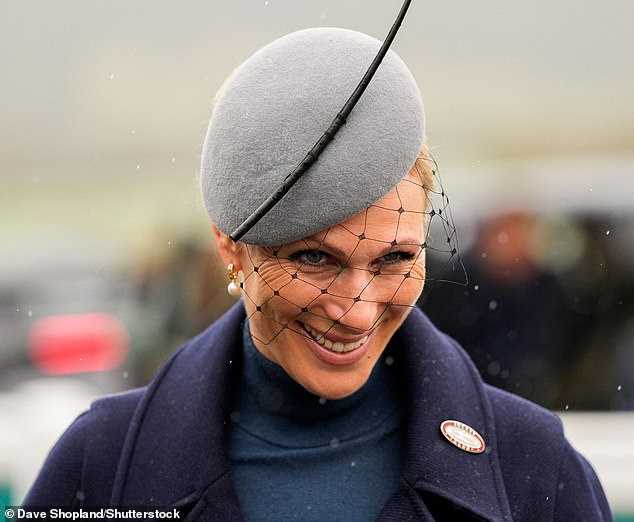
[226,263,241,296]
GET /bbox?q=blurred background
[1,0,633,516]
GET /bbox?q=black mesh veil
[232,148,465,348]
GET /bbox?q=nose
[317,268,384,333]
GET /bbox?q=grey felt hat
[201,27,425,246]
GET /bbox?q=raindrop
[564,404,569,410]
[28,310,33,317]
[136,164,141,170]
[167,240,172,246]
[385,355,394,366]
[605,230,611,236]
[16,308,20,313]
[264,0,268,5]
[481,252,488,259]
[330,438,340,448]
[319,13,326,21]
[474,284,479,291]
[488,300,497,311]
[109,73,115,80]
[487,361,501,376]
[171,157,176,163]
[131,130,136,135]
[122,371,129,379]
[350,461,356,467]
[319,397,327,405]
[617,385,622,391]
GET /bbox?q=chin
[304,371,371,401]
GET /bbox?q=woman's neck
[232,322,404,447]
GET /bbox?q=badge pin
[440,420,486,454]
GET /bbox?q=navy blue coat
[25,304,612,521]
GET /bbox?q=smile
[303,324,369,353]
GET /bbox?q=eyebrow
[298,238,348,258]
[298,235,424,257]
[389,235,424,247]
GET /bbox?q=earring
[227,263,241,296]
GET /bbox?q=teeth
[304,325,368,353]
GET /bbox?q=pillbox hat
[201,27,425,245]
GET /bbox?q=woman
[25,28,611,521]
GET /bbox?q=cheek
[242,263,323,321]
[251,260,291,290]
[389,260,426,307]
[241,254,296,305]
[409,258,426,283]
[365,254,426,297]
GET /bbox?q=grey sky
[2,0,633,170]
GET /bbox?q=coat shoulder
[486,385,564,497]
[485,386,612,521]
[486,384,564,450]
[23,307,244,507]
[23,387,146,506]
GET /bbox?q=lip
[302,323,370,344]
[300,322,374,366]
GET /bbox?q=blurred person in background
[422,211,626,410]
[23,22,611,522]
[126,238,235,384]
[422,211,588,407]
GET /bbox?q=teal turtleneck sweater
[227,324,406,522]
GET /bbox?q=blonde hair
[414,143,436,194]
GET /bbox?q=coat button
[440,420,486,453]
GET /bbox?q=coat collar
[112,304,512,521]
[389,309,512,521]
[111,303,246,518]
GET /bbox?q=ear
[212,224,243,271]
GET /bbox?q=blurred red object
[28,313,129,374]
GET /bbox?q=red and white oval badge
[440,420,486,454]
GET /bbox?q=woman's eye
[291,249,328,265]
[380,251,415,264]
[305,250,325,264]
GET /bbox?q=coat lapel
[111,303,246,520]
[111,304,513,521]
[378,308,513,521]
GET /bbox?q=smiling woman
[214,161,432,400]
[23,22,611,522]
[209,140,438,518]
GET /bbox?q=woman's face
[217,167,428,399]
